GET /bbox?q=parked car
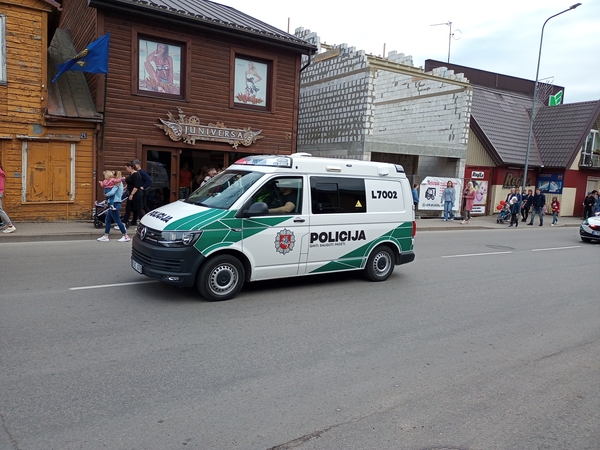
[579,214,600,243]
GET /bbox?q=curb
[0,221,582,243]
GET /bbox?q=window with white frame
[0,14,6,83]
[581,129,599,167]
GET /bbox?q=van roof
[231,154,407,178]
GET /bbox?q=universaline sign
[156,109,263,149]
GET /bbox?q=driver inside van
[268,185,296,214]
[253,179,299,214]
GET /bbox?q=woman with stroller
[506,188,521,227]
[97,170,130,242]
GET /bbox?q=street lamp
[521,3,581,195]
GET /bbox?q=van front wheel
[364,245,394,281]
[197,255,245,301]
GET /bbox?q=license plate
[592,231,600,236]
[131,259,143,273]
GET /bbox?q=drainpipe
[300,49,315,72]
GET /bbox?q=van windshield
[186,170,264,210]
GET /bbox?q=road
[1,227,598,450]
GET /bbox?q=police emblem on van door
[275,229,295,254]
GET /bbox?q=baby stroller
[496,203,511,224]
[93,188,129,228]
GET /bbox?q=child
[550,196,560,226]
[95,170,122,210]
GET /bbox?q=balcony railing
[579,153,600,168]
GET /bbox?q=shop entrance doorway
[145,149,179,211]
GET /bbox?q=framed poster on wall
[233,57,268,107]
[138,38,181,96]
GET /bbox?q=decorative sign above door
[156,109,263,149]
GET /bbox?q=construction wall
[294,28,472,183]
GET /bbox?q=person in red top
[0,162,16,233]
[179,162,193,199]
[550,196,560,226]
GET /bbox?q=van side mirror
[244,202,269,217]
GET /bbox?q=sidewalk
[0,215,584,243]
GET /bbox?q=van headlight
[159,230,203,247]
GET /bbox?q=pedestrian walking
[0,161,16,233]
[461,181,476,224]
[441,180,456,221]
[521,189,532,222]
[550,196,560,226]
[507,188,521,227]
[97,173,130,242]
[591,190,600,216]
[412,183,419,215]
[133,159,152,214]
[583,192,595,219]
[527,188,546,226]
[122,161,143,228]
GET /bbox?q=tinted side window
[310,177,366,214]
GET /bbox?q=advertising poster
[471,179,489,215]
[537,173,564,194]
[467,169,490,215]
[418,177,462,211]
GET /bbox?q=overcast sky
[221,0,600,104]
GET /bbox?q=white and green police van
[131,154,416,301]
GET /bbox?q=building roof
[470,85,544,167]
[46,29,102,121]
[534,101,600,168]
[88,0,316,53]
[425,59,564,100]
[465,76,600,170]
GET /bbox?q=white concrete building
[295,28,473,183]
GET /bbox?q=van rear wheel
[197,255,245,301]
[364,245,394,281]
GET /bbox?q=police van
[131,154,416,301]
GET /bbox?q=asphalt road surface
[1,226,598,450]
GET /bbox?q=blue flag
[52,33,110,83]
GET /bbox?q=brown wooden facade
[0,0,98,222]
[58,0,314,208]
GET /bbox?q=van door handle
[293,218,305,223]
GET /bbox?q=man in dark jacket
[133,159,152,214]
[583,192,596,219]
[527,188,546,226]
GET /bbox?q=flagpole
[100,73,108,151]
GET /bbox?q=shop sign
[502,172,532,188]
[156,109,263,149]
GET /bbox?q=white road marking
[531,245,581,252]
[442,251,513,258]
[442,245,581,258]
[69,280,158,290]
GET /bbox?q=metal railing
[579,153,600,168]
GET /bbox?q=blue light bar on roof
[234,155,293,168]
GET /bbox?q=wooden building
[56,0,316,210]
[0,0,100,221]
